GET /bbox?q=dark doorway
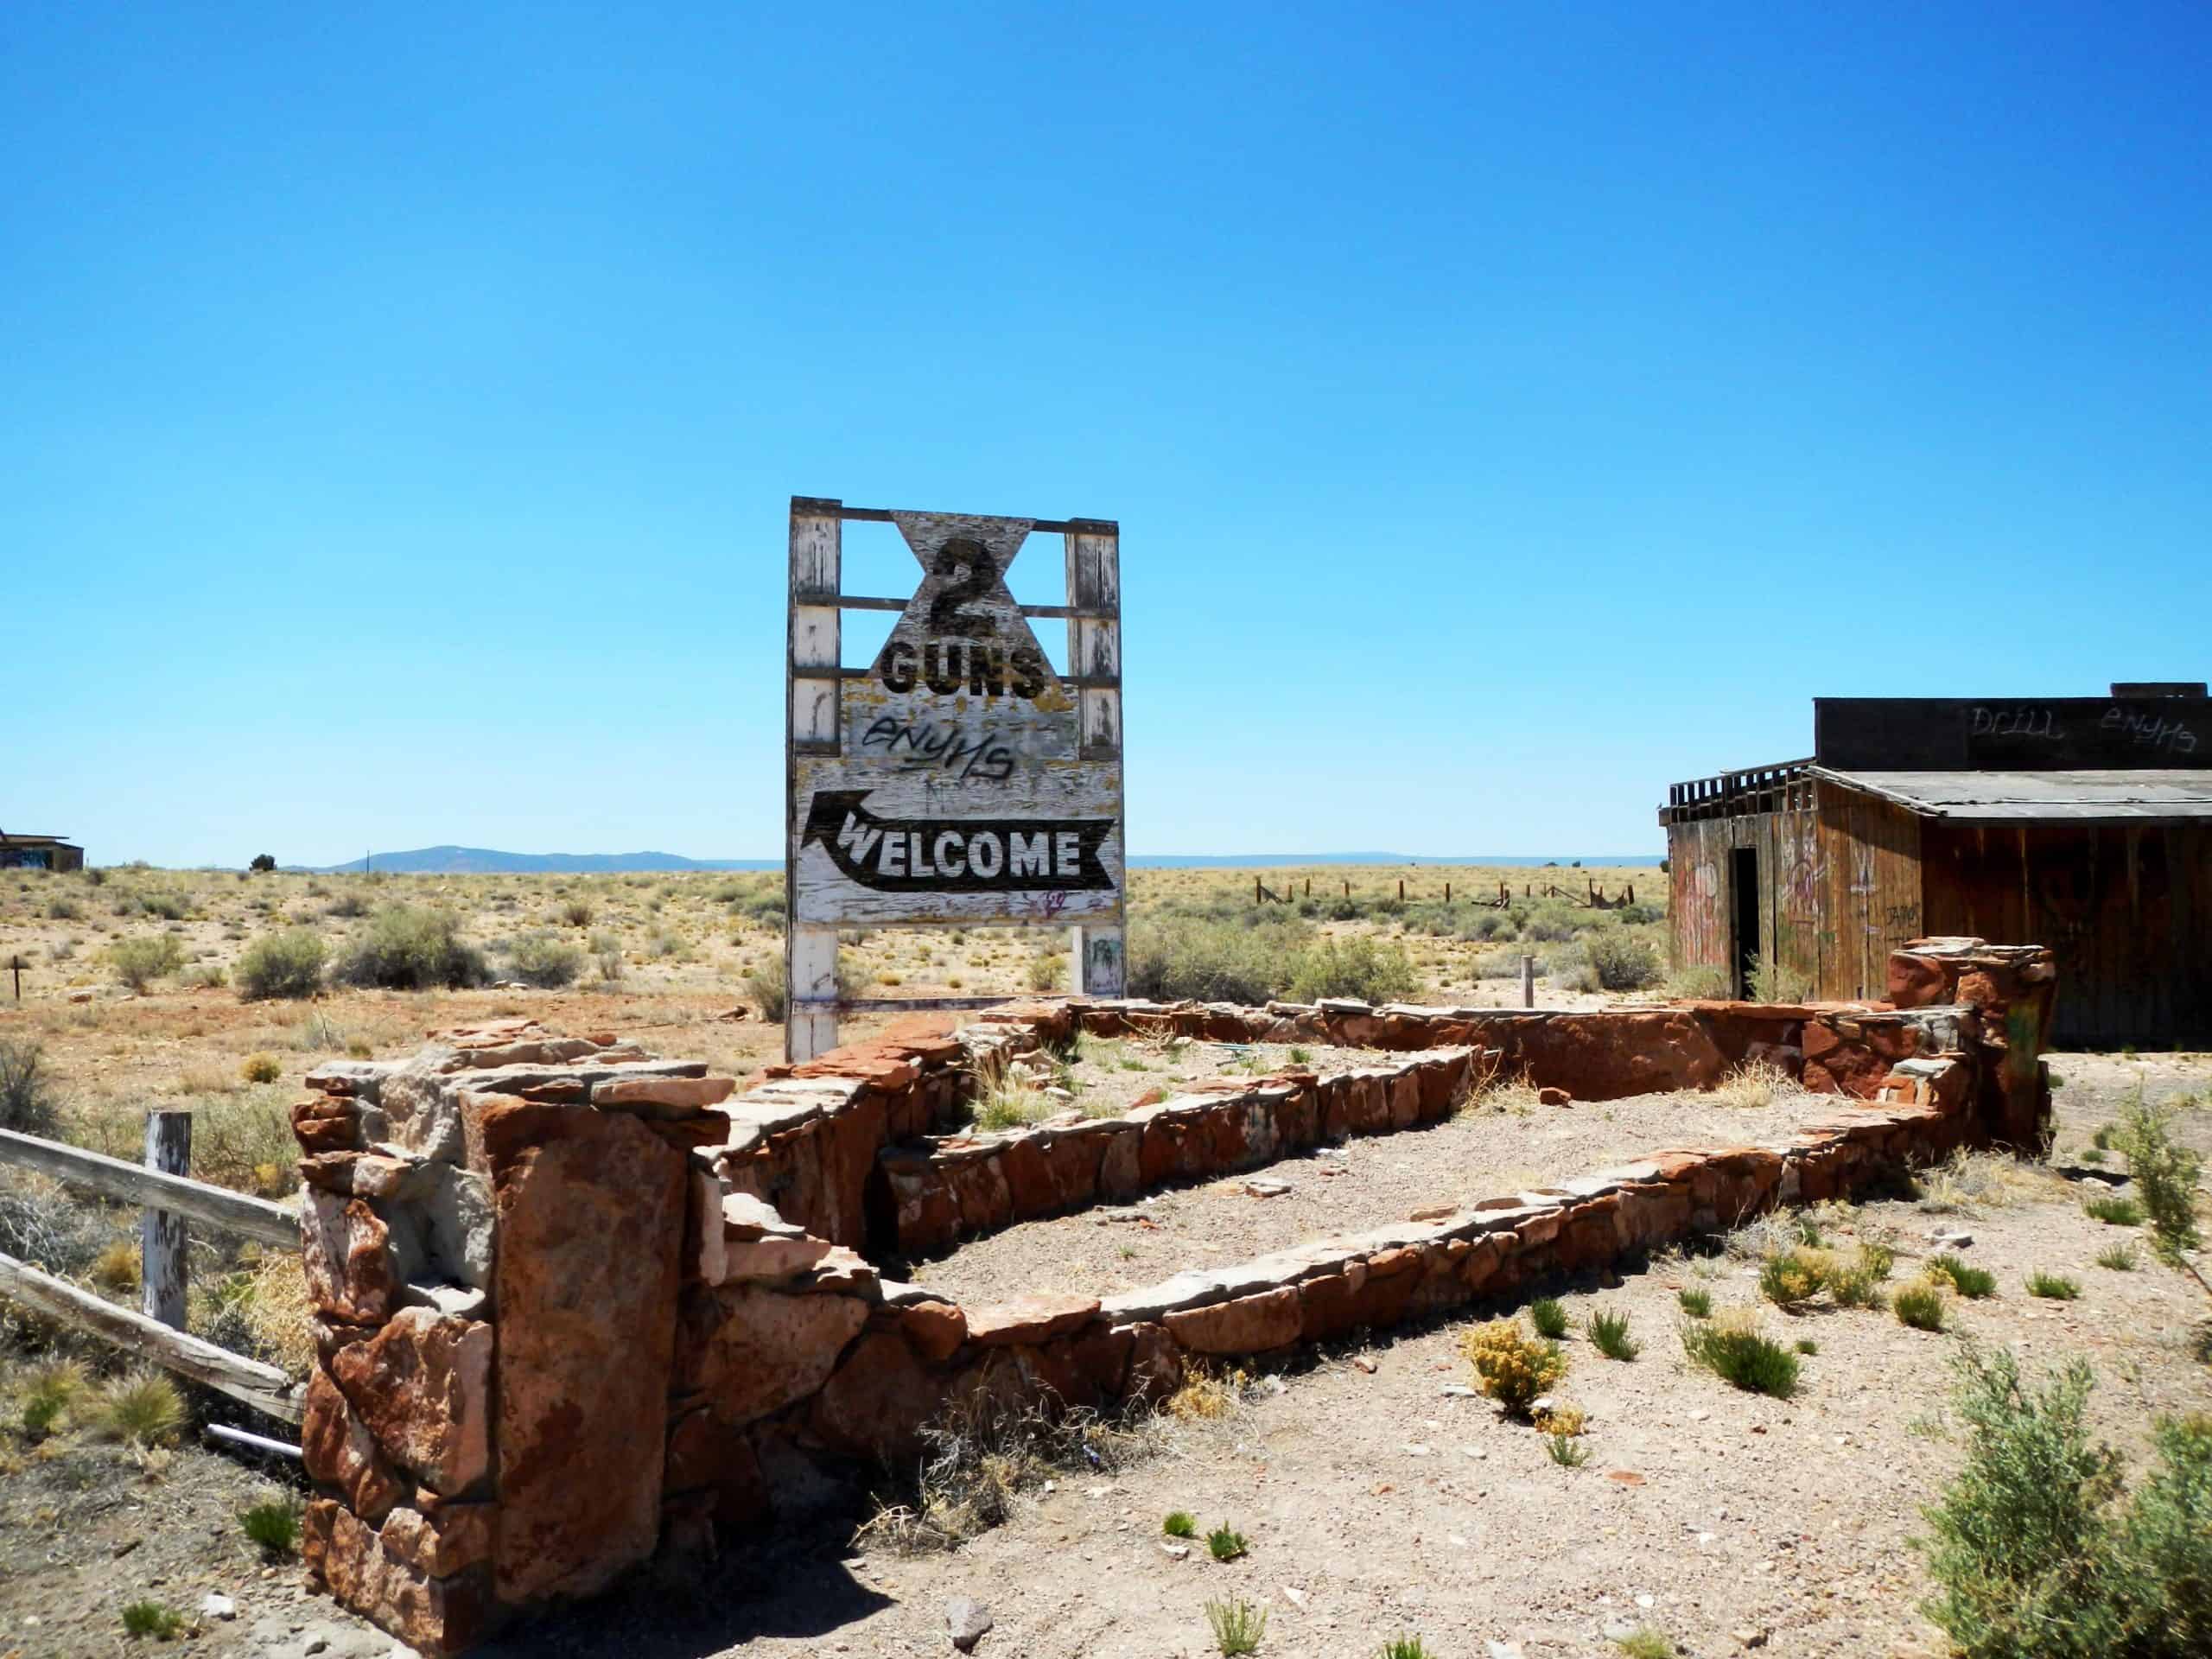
[1730,846,1760,999]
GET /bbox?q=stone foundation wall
[290,940,2052,1653]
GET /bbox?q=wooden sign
[785,498,1125,1060]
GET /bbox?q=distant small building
[1660,684,2211,1049]
[0,831,85,872]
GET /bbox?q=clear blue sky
[6,3,2208,868]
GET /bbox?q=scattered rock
[200,1592,237,1621]
[1927,1228,1974,1248]
[1538,1086,1572,1107]
[1280,1586,1307,1607]
[1160,1542,1190,1560]
[1735,1630,1770,1649]
[1351,1356,1377,1375]
[947,1596,994,1652]
[1244,1178,1294,1198]
[1408,1203,1459,1222]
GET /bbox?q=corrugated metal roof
[1810,767,2212,823]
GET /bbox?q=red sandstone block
[1165,1287,1301,1355]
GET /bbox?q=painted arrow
[802,790,1116,894]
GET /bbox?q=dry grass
[1711,1058,1804,1109]
[1912,1148,2069,1216]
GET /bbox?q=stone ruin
[289,938,2056,1651]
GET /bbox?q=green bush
[1128,914,1306,1005]
[2029,1272,2082,1301]
[505,931,584,988]
[337,906,488,990]
[1896,1283,1948,1332]
[1586,929,1662,991]
[2085,1194,2145,1226]
[745,956,788,1020]
[1920,1344,2212,1658]
[1677,1287,1713,1318]
[1163,1510,1198,1539]
[240,1497,302,1554]
[235,927,328,1000]
[1681,1312,1799,1396]
[1286,934,1420,1004]
[2112,1091,2206,1274]
[1529,1297,1569,1339]
[0,1038,59,1135]
[122,1600,184,1640]
[106,932,185,991]
[1929,1255,1999,1300]
[1588,1307,1640,1361]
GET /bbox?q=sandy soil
[912,1085,1866,1302]
[1023,1036,1396,1120]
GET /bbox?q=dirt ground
[4,1053,2203,1657]
[912,1082,1861,1300]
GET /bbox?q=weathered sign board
[785,497,1125,1061]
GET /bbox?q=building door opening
[1730,846,1760,1000]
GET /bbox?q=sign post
[785,498,1125,1062]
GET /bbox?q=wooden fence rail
[0,1122,304,1424]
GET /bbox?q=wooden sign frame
[785,497,1126,1061]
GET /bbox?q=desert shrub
[1678,1287,1713,1318]
[134,889,189,922]
[106,931,185,991]
[0,1038,60,1135]
[2112,1091,2207,1281]
[745,956,788,1020]
[1615,1633,1675,1659]
[1163,1510,1198,1538]
[235,926,328,1000]
[1380,1638,1434,1659]
[1929,1255,1999,1299]
[1714,1058,1800,1109]
[323,889,370,919]
[1666,963,1732,998]
[1919,1344,2212,1658]
[1205,1597,1267,1656]
[559,898,594,927]
[1205,1523,1249,1561]
[1586,928,1662,991]
[1588,1307,1640,1360]
[337,906,487,990]
[240,1052,282,1085]
[92,1371,184,1446]
[45,894,82,920]
[1760,1249,1825,1308]
[1287,934,1420,1004]
[2028,1271,2082,1300]
[240,1496,302,1554]
[1529,1297,1569,1338]
[1025,950,1065,992]
[2084,1194,2145,1227]
[1548,1431,1592,1466]
[249,853,276,873]
[505,931,584,988]
[1128,914,1307,1005]
[1681,1309,1799,1396]
[2097,1243,2139,1272]
[1461,1317,1567,1414]
[1896,1283,1948,1331]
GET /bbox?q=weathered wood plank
[142,1111,190,1331]
[0,1250,303,1423]
[0,1128,298,1246]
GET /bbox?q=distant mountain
[300,846,780,874]
[297,845,1660,874]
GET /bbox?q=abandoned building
[1661,683,2211,1049]
[0,830,84,872]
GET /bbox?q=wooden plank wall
[1666,808,1821,988]
[1814,785,1924,1002]
[1922,822,2212,1048]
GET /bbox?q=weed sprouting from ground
[1713,1058,1802,1109]
[1587,1308,1639,1360]
[1677,1287,1713,1318]
[1529,1297,1569,1339]
[0,1038,60,1135]
[122,1600,184,1640]
[1205,1523,1249,1562]
[1379,1637,1434,1659]
[1929,1254,1999,1300]
[1547,1432,1592,1467]
[1163,1510,1198,1538]
[1614,1630,1676,1659]
[1896,1283,1948,1332]
[2028,1272,2082,1301]
[1205,1596,1268,1655]
[2097,1243,2139,1272]
[92,1371,185,1447]
[2085,1194,2147,1227]
[1681,1310,1800,1396]
[241,1496,302,1554]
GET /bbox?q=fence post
[1397,878,1405,901]
[1521,954,1535,1009]
[142,1110,191,1331]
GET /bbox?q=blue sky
[5,3,2208,868]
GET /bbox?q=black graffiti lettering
[859,715,1017,783]
[880,641,917,693]
[804,791,1115,894]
